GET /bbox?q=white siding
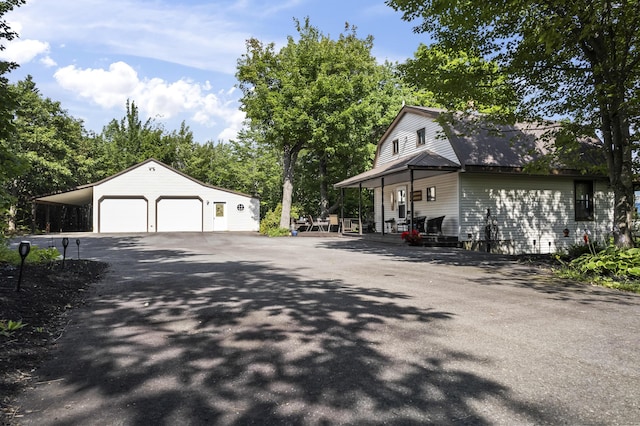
[375,172,459,234]
[92,160,259,233]
[376,114,459,167]
[458,173,613,254]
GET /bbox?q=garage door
[156,198,203,232]
[99,198,148,233]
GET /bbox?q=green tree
[387,0,640,247]
[184,134,281,216]
[5,76,95,230]
[98,100,163,175]
[400,44,518,116]
[0,0,25,234]
[237,18,403,228]
[97,100,195,176]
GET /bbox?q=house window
[416,128,426,146]
[575,181,594,221]
[426,186,436,202]
[392,139,399,154]
[397,188,407,219]
[215,203,225,217]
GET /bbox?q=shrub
[401,229,422,245]
[565,241,604,258]
[260,204,301,237]
[0,243,59,265]
[569,247,640,279]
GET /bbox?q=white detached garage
[37,159,260,233]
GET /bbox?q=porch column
[410,169,414,230]
[31,201,36,234]
[358,182,363,236]
[340,187,345,234]
[381,177,385,236]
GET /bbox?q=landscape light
[62,237,69,268]
[76,239,81,259]
[16,241,31,292]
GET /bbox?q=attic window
[392,139,399,155]
[417,128,426,146]
[575,180,594,221]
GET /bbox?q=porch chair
[328,214,339,232]
[425,215,445,236]
[306,215,315,232]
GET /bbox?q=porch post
[381,177,385,236]
[410,169,414,230]
[340,187,345,234]
[358,182,363,236]
[31,201,36,234]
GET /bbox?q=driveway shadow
[319,239,640,307]
[18,241,561,425]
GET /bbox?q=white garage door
[156,198,203,232]
[99,198,148,233]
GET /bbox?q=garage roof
[34,158,257,206]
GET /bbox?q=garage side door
[99,197,148,233]
[156,198,203,232]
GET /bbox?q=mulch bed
[0,259,108,424]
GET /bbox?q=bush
[0,243,60,265]
[569,247,640,279]
[565,241,604,258]
[260,204,301,237]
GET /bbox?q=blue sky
[1,0,427,143]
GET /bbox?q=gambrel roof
[335,105,605,188]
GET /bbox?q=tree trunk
[279,146,299,230]
[608,110,635,248]
[7,204,16,232]
[589,60,635,248]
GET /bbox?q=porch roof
[334,150,460,189]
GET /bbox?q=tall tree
[387,0,640,247]
[6,76,94,229]
[237,18,400,228]
[0,0,25,234]
[400,45,519,116]
[97,100,195,176]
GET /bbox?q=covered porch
[334,151,461,242]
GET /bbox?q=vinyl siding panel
[458,173,613,254]
[376,115,459,167]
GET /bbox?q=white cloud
[54,61,243,140]
[39,56,57,68]
[5,0,264,74]
[0,39,51,64]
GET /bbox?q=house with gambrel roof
[335,106,612,254]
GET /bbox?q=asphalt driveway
[12,233,640,425]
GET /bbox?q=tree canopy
[237,18,407,228]
[0,0,26,232]
[388,0,640,246]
